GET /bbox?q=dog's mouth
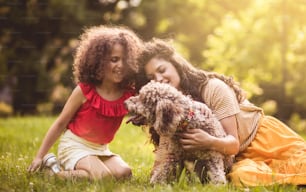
[126,114,147,126]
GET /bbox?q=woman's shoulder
[207,78,228,87]
[203,78,232,96]
[201,78,238,106]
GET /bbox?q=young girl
[27,25,143,180]
[134,38,306,186]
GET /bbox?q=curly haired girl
[28,25,143,180]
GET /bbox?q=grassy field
[0,116,305,192]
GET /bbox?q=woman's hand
[178,125,240,155]
[178,128,213,151]
[27,158,43,173]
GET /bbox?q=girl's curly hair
[73,25,143,89]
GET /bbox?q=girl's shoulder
[124,88,135,97]
[78,82,134,100]
[78,82,93,94]
[78,82,134,117]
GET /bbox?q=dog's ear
[153,99,179,136]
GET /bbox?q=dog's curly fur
[124,81,233,184]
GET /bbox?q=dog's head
[124,81,185,136]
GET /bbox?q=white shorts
[57,129,115,170]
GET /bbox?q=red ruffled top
[68,83,134,144]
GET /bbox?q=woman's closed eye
[157,66,165,74]
[146,67,165,80]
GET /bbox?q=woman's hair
[137,38,245,146]
[73,25,143,89]
[136,38,245,103]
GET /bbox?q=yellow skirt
[229,116,306,186]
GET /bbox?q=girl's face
[103,43,125,84]
[144,57,180,88]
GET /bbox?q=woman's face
[144,57,180,88]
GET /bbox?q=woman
[134,38,306,186]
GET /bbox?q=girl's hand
[178,128,213,151]
[27,158,43,173]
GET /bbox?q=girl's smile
[104,43,125,83]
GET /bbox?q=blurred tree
[0,0,141,114]
[203,0,306,121]
[1,0,306,123]
[136,0,250,64]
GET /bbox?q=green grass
[0,116,304,192]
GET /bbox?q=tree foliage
[1,0,306,125]
[203,0,306,119]
[0,0,140,114]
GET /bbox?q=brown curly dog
[124,81,234,184]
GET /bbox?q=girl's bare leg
[56,169,90,179]
[57,155,113,180]
[101,155,132,179]
[54,155,131,180]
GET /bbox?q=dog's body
[124,81,233,184]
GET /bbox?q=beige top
[201,78,263,152]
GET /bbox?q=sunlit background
[1,0,306,133]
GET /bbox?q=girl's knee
[104,155,132,179]
[113,166,132,179]
[88,169,107,180]
[86,164,132,180]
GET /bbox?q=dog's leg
[205,152,227,185]
[150,136,181,184]
[194,159,210,184]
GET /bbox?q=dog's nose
[124,100,129,110]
